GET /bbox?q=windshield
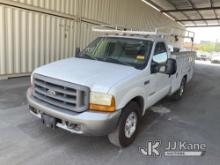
[79,37,153,69]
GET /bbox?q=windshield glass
[79,37,153,69]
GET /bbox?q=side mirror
[75,47,81,57]
[165,58,177,75]
[151,61,160,74]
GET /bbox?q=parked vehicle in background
[27,27,195,147]
[196,51,210,61]
[211,53,220,63]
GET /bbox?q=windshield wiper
[103,57,126,65]
[79,55,137,69]
[79,53,97,60]
[101,57,136,68]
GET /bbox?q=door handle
[144,80,150,85]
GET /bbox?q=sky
[187,27,220,44]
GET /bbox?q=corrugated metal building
[0,0,184,78]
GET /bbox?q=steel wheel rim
[179,82,184,96]
[124,112,138,138]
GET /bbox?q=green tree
[197,42,220,52]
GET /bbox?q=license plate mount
[42,114,57,129]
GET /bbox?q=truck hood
[33,57,140,93]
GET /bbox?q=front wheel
[171,77,186,100]
[108,102,140,148]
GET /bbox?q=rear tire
[171,77,186,100]
[108,101,140,148]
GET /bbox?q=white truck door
[148,42,171,106]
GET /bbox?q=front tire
[108,102,140,148]
[171,77,186,100]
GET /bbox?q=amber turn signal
[89,97,116,112]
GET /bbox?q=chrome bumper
[27,88,121,136]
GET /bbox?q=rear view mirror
[75,47,81,57]
[165,58,177,75]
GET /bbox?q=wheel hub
[179,83,184,96]
[124,112,137,138]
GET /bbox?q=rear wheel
[108,101,140,148]
[171,77,186,100]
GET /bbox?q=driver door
[148,42,171,106]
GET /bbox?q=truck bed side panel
[169,51,196,95]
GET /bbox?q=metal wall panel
[79,22,99,50]
[78,0,182,30]
[77,0,184,49]
[0,0,184,77]
[0,5,6,75]
[8,0,184,30]
[11,0,77,15]
[0,5,75,76]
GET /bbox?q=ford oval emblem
[47,90,56,96]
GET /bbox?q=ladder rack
[92,25,195,42]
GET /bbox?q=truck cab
[27,29,194,147]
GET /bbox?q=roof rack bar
[92,27,158,36]
[92,25,195,43]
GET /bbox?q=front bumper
[27,88,121,136]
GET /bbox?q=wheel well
[130,96,144,117]
[183,75,187,82]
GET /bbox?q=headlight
[89,92,116,112]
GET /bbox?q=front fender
[112,86,146,114]
[107,71,150,115]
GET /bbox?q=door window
[153,42,168,64]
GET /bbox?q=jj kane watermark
[139,140,206,157]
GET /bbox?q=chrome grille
[33,74,89,112]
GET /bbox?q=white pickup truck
[27,30,195,147]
